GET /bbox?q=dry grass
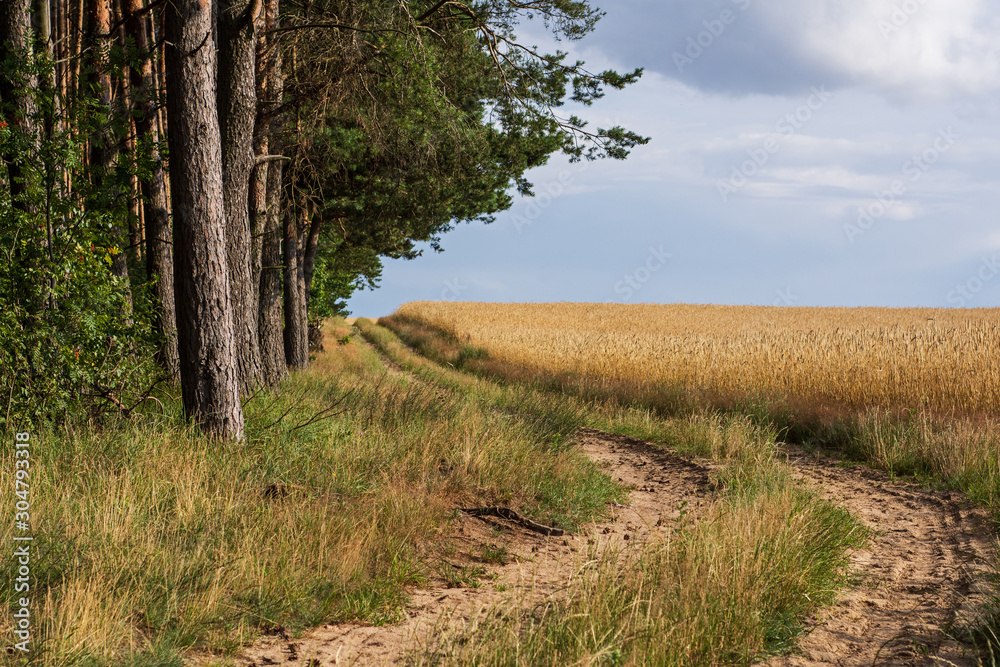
[382,303,1000,516]
[392,302,1000,418]
[0,319,621,666]
[358,318,868,666]
[418,484,862,667]
[374,306,1000,663]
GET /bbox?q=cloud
[588,0,1000,100]
[348,5,1000,316]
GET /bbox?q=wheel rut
[205,332,998,666]
[204,428,714,667]
[201,434,997,667]
[769,450,996,667]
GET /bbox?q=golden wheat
[394,302,1000,416]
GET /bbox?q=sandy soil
[213,433,997,667]
[202,336,997,666]
[211,429,716,667]
[768,450,996,667]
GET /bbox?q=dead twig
[290,386,358,431]
[460,507,565,537]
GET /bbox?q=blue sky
[348,0,1000,317]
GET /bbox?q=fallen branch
[460,507,564,537]
[290,386,357,431]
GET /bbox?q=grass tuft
[359,318,868,665]
[0,319,621,665]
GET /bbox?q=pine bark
[249,8,267,296]
[124,0,180,378]
[257,0,287,385]
[87,0,132,299]
[302,215,321,305]
[165,0,245,440]
[218,0,264,391]
[33,0,52,62]
[55,0,67,107]
[72,0,84,109]
[283,200,309,369]
[249,131,267,296]
[259,152,288,384]
[282,35,308,370]
[0,0,40,213]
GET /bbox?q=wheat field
[393,302,1000,417]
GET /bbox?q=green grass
[416,485,863,666]
[376,313,1000,521]
[374,313,1000,664]
[358,318,869,665]
[0,319,622,666]
[0,314,894,666]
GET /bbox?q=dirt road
[769,450,995,666]
[220,432,996,667]
[220,428,714,666]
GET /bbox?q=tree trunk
[87,0,133,304]
[282,34,308,370]
[302,215,321,306]
[249,7,267,297]
[124,0,180,379]
[283,201,309,369]
[249,137,267,298]
[218,0,264,391]
[165,0,244,440]
[257,0,287,386]
[35,0,59,311]
[259,154,288,385]
[296,206,308,345]
[72,0,84,117]
[33,0,52,61]
[1,0,43,319]
[55,0,67,110]
[0,0,40,213]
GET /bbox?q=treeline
[0,0,646,439]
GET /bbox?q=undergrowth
[375,312,1000,664]
[358,318,868,665]
[0,319,621,666]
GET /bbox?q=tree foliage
[0,52,157,428]
[285,0,649,312]
[0,0,646,433]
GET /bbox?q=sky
[348,0,1000,317]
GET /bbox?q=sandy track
[770,450,996,667]
[205,425,996,666]
[214,429,714,667]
